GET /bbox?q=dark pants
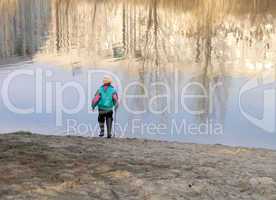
[98,109,113,138]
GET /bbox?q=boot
[106,118,113,138]
[99,122,105,137]
[99,132,104,137]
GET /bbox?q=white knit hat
[103,75,112,84]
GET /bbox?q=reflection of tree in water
[0,0,51,61]
[191,0,228,123]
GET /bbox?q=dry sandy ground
[0,132,276,200]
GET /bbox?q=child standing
[92,75,118,138]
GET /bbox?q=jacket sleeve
[92,90,101,109]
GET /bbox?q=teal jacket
[92,84,118,111]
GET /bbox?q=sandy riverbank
[0,132,276,200]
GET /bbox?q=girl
[92,75,118,138]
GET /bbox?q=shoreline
[2,131,276,152]
[0,132,276,199]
